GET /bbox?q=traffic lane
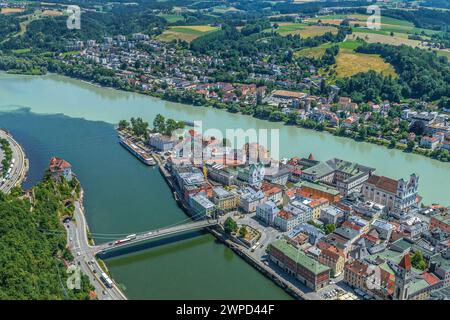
[0,134,25,193]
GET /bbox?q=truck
[100,272,114,288]
[126,233,136,240]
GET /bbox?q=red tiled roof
[362,233,378,243]
[277,210,294,220]
[423,272,440,286]
[366,174,398,194]
[345,260,368,276]
[399,253,411,270]
[342,221,362,231]
[49,157,71,173]
[261,182,282,196]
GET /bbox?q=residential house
[318,244,346,277]
[274,210,299,232]
[189,193,216,218]
[320,206,344,226]
[212,187,239,213]
[256,201,280,226]
[420,136,440,150]
[149,133,176,152]
[49,157,73,182]
[236,187,266,213]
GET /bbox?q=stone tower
[394,253,412,300]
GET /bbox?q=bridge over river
[93,218,219,255]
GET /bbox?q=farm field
[41,9,63,17]
[212,6,240,13]
[157,25,219,42]
[271,23,338,38]
[294,40,364,59]
[158,13,184,23]
[0,8,25,14]
[294,46,327,59]
[306,14,440,36]
[350,32,423,47]
[331,49,397,78]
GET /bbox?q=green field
[307,13,441,37]
[294,39,364,59]
[158,13,184,23]
[270,23,338,38]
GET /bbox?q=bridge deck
[95,219,218,254]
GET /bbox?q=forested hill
[356,43,450,101]
[335,43,450,103]
[0,177,93,299]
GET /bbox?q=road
[0,129,27,193]
[66,198,127,300]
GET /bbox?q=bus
[100,272,114,288]
[114,238,131,245]
[126,234,136,240]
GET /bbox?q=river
[0,73,449,299]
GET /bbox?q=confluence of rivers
[0,73,449,299]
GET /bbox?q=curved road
[0,129,27,193]
[67,195,128,300]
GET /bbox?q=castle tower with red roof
[394,253,412,300]
[49,157,73,182]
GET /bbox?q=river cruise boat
[118,135,156,166]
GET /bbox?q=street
[66,199,127,300]
[0,129,27,194]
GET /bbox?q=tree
[130,117,149,138]
[324,224,335,235]
[409,121,425,136]
[411,251,427,271]
[239,225,248,238]
[406,140,415,152]
[118,119,129,131]
[357,127,367,141]
[164,118,178,136]
[224,217,238,234]
[153,114,166,133]
[389,138,397,149]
